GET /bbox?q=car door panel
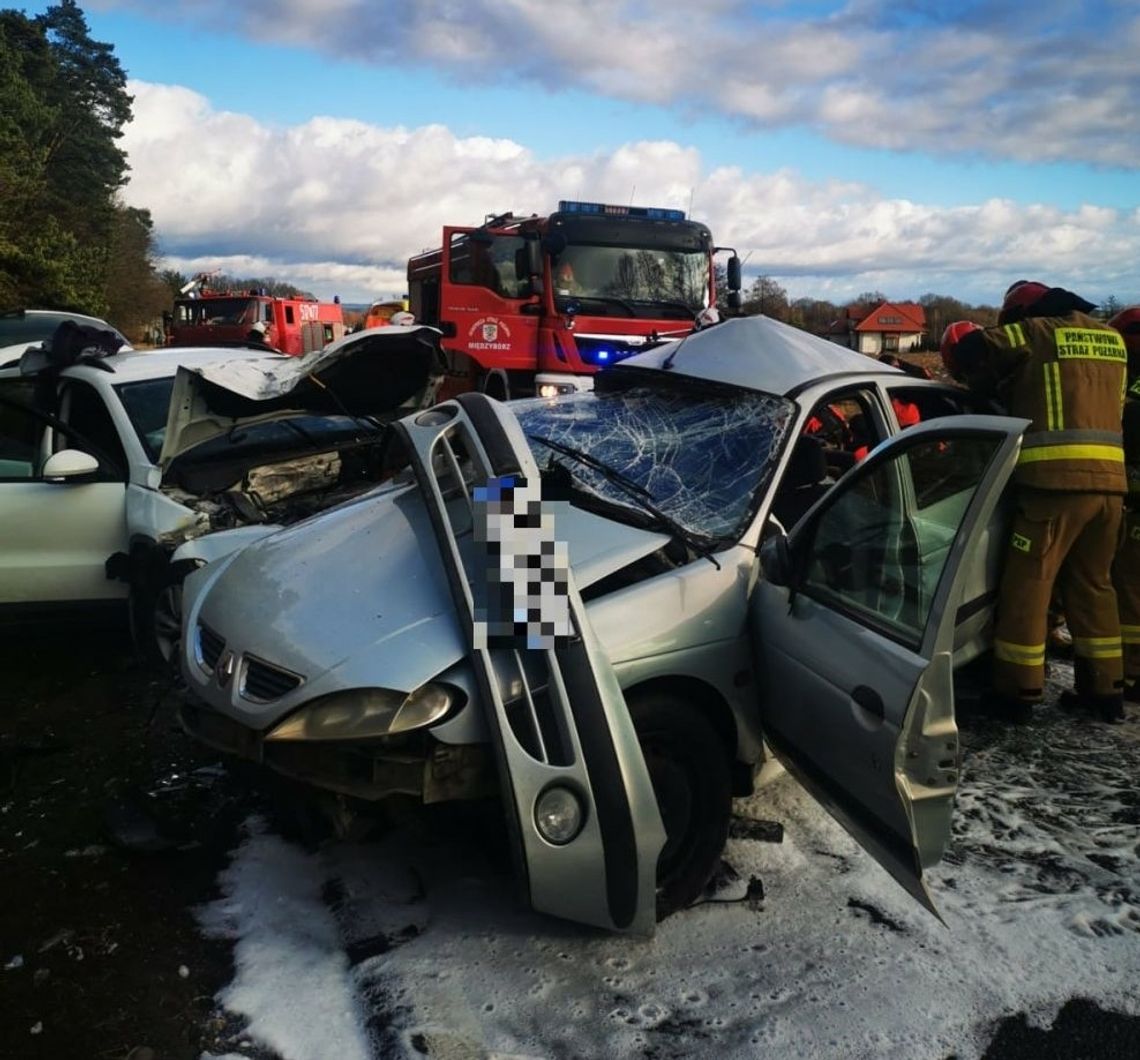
[753,415,1027,914]
[0,388,129,606]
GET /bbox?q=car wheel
[132,559,202,669]
[628,692,732,919]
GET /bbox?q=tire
[628,692,732,919]
[131,559,202,670]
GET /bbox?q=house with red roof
[827,301,927,356]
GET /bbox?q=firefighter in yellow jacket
[941,281,1127,723]
[1109,306,1140,706]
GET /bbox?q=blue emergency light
[558,200,686,222]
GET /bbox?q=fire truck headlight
[539,383,577,399]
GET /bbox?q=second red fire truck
[407,201,740,400]
[167,274,347,356]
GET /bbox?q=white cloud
[94,0,1140,168]
[122,82,1140,306]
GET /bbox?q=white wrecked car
[0,324,444,660]
[179,316,1025,932]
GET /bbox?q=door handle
[851,685,884,718]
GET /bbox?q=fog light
[534,785,584,845]
[538,384,560,399]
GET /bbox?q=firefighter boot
[980,691,1034,725]
[1058,690,1125,724]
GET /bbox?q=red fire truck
[407,201,740,400]
[168,274,347,356]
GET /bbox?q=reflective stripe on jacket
[965,312,1127,493]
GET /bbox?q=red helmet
[940,320,981,378]
[1109,306,1140,343]
[1110,306,1140,372]
[998,279,1049,324]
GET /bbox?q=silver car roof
[620,314,904,396]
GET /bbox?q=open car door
[752,414,1028,915]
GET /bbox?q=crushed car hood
[158,325,445,469]
[192,484,669,725]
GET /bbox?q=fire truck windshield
[175,297,259,327]
[552,245,709,319]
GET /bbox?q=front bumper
[178,699,495,804]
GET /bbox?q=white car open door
[752,415,1027,915]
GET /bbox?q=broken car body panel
[159,325,445,468]
[397,392,665,934]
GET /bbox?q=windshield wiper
[527,432,722,569]
[634,299,698,322]
[561,295,637,317]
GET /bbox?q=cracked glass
[514,383,795,543]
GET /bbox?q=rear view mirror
[727,255,742,292]
[42,449,100,481]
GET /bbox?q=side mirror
[526,238,544,296]
[759,530,795,588]
[727,255,742,292]
[42,449,100,481]
[727,290,742,311]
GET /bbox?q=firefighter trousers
[1113,508,1140,682]
[994,490,1123,702]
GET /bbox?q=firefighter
[940,282,1128,724]
[1108,306,1140,703]
[246,320,271,347]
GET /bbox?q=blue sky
[25,1,1140,306]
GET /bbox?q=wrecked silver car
[0,324,443,660]
[178,316,1026,932]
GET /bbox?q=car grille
[197,623,225,671]
[240,655,303,703]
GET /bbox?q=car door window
[797,434,1005,649]
[801,386,886,477]
[57,380,127,475]
[884,383,1001,423]
[0,397,46,479]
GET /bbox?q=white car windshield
[515,381,795,543]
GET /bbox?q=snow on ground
[199,672,1139,1060]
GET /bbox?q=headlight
[538,382,576,399]
[534,785,585,845]
[265,683,455,741]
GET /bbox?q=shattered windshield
[515,383,795,542]
[552,245,709,318]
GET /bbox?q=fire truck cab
[168,276,346,357]
[408,201,740,400]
